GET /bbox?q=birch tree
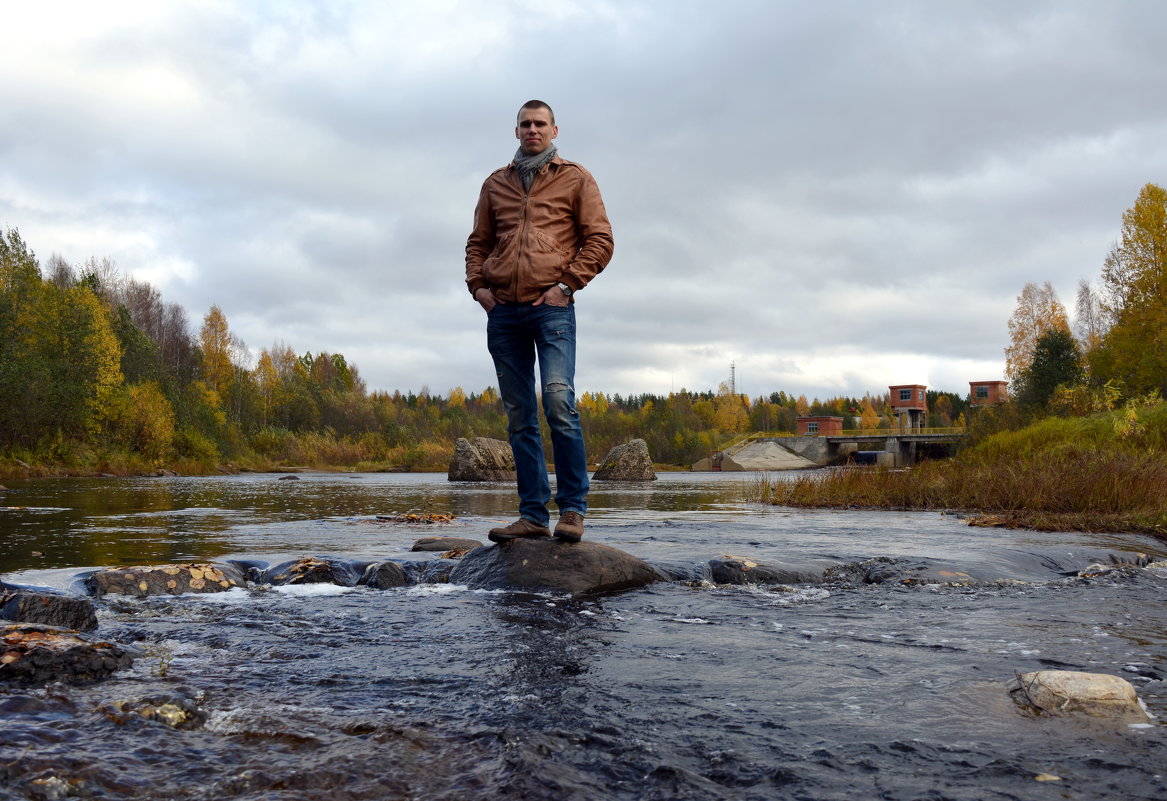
[1004,281,1069,382]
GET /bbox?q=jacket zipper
[512,172,531,301]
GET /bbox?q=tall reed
[761,402,1167,535]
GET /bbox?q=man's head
[515,100,557,155]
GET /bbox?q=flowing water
[1,472,1166,800]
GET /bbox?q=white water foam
[270,583,358,597]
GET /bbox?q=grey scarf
[513,143,557,190]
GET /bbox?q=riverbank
[757,401,1167,538]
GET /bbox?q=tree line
[1003,182,1167,415]
[2,225,970,474]
[16,170,1159,477]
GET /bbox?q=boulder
[1009,670,1152,722]
[85,563,247,597]
[1,624,135,684]
[411,536,484,552]
[707,557,823,585]
[259,557,361,587]
[358,561,410,589]
[449,537,666,595]
[447,437,516,482]
[1,589,98,631]
[591,439,657,481]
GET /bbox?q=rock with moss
[84,563,247,597]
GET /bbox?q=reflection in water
[1,472,1166,800]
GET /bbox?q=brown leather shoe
[553,510,585,543]
[488,518,551,543]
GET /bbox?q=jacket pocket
[524,229,571,284]
[482,232,517,285]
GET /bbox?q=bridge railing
[718,427,965,452]
[837,426,966,437]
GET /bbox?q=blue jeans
[487,302,588,526]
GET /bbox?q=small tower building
[888,384,928,431]
[969,380,1008,407]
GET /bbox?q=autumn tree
[858,399,880,430]
[49,284,124,436]
[1091,182,1167,396]
[1004,281,1070,383]
[199,305,244,398]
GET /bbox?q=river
[2,471,1165,800]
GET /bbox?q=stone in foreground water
[1010,670,1151,722]
[1,588,99,631]
[1,623,135,684]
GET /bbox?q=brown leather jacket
[465,155,613,303]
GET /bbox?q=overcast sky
[3,1,1165,401]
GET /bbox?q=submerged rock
[85,563,247,597]
[1009,670,1151,722]
[591,439,657,481]
[1,624,135,684]
[825,557,979,586]
[411,536,484,552]
[448,437,516,482]
[449,538,666,595]
[260,557,361,587]
[1,589,99,631]
[707,557,824,585]
[359,561,410,589]
[101,693,208,729]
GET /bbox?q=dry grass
[759,402,1167,537]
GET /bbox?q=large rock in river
[449,537,666,594]
[591,439,657,481]
[1,588,98,631]
[1009,670,1152,722]
[85,563,247,597]
[259,557,360,587]
[448,437,516,482]
[1,624,135,684]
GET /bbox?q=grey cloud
[3,0,1165,401]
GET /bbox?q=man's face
[515,107,557,155]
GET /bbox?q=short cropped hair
[518,99,555,124]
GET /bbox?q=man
[465,100,614,544]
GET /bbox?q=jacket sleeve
[561,170,614,292]
[465,180,496,297]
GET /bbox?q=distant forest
[2,227,976,474]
